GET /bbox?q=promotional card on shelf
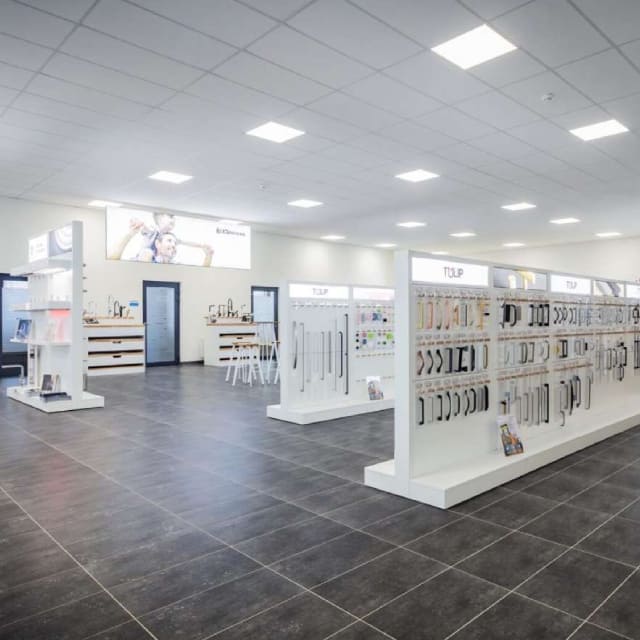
[497,415,524,456]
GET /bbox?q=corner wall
[0,197,393,361]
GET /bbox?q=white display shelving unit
[7,221,104,412]
[365,251,640,508]
[204,322,257,367]
[85,322,146,376]
[267,282,395,424]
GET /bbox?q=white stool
[230,341,264,386]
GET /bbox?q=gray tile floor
[0,365,639,639]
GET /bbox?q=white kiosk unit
[267,282,395,424]
[7,221,104,412]
[365,251,640,508]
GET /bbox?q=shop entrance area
[0,366,638,639]
[0,275,28,378]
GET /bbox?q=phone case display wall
[267,283,394,424]
[365,251,640,508]
[7,221,104,412]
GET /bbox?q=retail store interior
[2,1,640,639]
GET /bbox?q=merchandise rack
[365,250,640,508]
[267,282,395,424]
[7,221,104,412]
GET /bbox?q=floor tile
[521,504,609,545]
[213,592,355,640]
[179,493,282,528]
[366,568,506,640]
[474,493,558,529]
[457,531,566,589]
[86,621,155,639]
[517,549,632,618]
[111,547,260,616]
[522,471,586,502]
[408,517,509,565]
[84,529,222,588]
[363,504,459,545]
[448,593,579,639]
[590,572,640,640]
[326,494,417,528]
[605,466,640,492]
[569,482,639,515]
[314,548,446,618]
[578,517,640,565]
[568,623,626,639]
[449,487,514,515]
[293,483,379,514]
[619,499,640,522]
[207,503,315,545]
[0,592,132,640]
[236,516,351,564]
[140,569,301,640]
[328,622,390,639]
[271,531,393,588]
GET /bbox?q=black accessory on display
[426,349,434,375]
[417,349,425,376]
[418,396,425,426]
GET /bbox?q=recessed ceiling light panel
[502,202,536,211]
[550,217,580,225]
[596,231,621,238]
[321,235,345,241]
[88,200,121,208]
[395,169,439,182]
[570,119,628,141]
[450,231,476,238]
[431,251,450,256]
[431,24,517,70]
[503,242,525,248]
[149,170,192,184]
[288,199,323,208]
[397,221,426,228]
[246,121,305,143]
[375,243,397,248]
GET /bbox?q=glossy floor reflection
[0,366,639,639]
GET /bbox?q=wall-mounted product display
[365,251,640,509]
[7,222,104,412]
[106,207,251,269]
[267,282,394,424]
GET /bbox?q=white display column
[7,221,104,412]
[267,282,395,424]
[366,251,640,508]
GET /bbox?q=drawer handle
[112,340,122,344]
[112,354,122,358]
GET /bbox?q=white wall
[472,237,640,283]
[0,197,393,361]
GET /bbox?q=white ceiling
[2,0,640,253]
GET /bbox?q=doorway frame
[142,280,180,366]
[0,274,29,377]
[251,285,279,337]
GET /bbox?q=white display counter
[204,321,256,367]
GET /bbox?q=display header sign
[626,284,640,299]
[353,287,394,301]
[106,208,251,269]
[550,274,591,295]
[493,267,547,291]
[593,280,625,297]
[28,225,73,262]
[412,257,489,287]
[289,283,349,299]
[28,233,48,262]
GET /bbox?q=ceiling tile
[42,53,175,105]
[552,105,612,130]
[187,73,292,118]
[456,91,540,129]
[214,52,331,104]
[470,131,536,159]
[288,0,421,69]
[385,52,490,104]
[436,142,499,169]
[0,0,74,48]
[503,71,592,116]
[19,0,95,21]
[380,121,456,152]
[249,26,371,88]
[60,27,203,89]
[459,0,531,19]
[0,61,33,90]
[27,74,151,119]
[573,0,640,45]
[2,106,101,140]
[602,93,640,131]
[0,33,52,71]
[508,120,577,151]
[621,39,640,69]
[415,107,496,141]
[592,134,640,170]
[129,0,275,48]
[558,49,640,103]
[349,133,434,163]
[514,150,570,175]
[319,144,389,169]
[240,0,311,20]
[83,0,236,69]
[350,0,481,48]
[0,86,19,107]
[307,92,402,131]
[343,74,441,118]
[470,50,545,88]
[277,108,367,143]
[493,0,609,66]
